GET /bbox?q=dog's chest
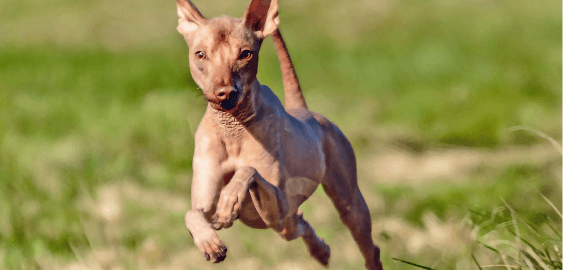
[222,136,244,157]
[222,134,285,185]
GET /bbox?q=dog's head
[177,0,279,112]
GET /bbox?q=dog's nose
[214,87,237,102]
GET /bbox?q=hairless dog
[176,0,383,268]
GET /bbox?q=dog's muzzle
[214,85,240,110]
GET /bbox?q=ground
[0,0,561,269]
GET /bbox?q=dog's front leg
[185,209,227,263]
[185,151,229,263]
[212,166,289,232]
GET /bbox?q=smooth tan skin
[177,0,383,269]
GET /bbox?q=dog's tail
[272,29,308,111]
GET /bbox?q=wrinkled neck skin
[208,79,270,138]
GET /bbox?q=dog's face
[177,0,279,111]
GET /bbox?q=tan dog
[177,0,383,269]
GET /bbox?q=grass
[0,0,561,269]
[470,200,562,270]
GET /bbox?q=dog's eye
[195,51,206,60]
[239,50,253,60]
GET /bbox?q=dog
[176,0,383,269]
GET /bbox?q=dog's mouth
[219,92,239,110]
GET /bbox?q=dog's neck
[211,107,252,138]
[210,80,264,138]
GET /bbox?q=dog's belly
[238,194,268,229]
[236,176,318,229]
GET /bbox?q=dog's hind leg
[324,184,382,270]
[279,209,331,267]
[315,114,383,270]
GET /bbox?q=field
[0,0,561,269]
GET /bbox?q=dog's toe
[213,253,227,263]
[211,246,228,263]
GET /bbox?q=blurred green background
[0,0,561,269]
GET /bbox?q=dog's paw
[212,180,248,230]
[192,227,228,263]
[307,237,331,267]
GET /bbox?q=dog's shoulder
[258,83,284,111]
[194,110,224,147]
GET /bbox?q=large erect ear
[177,0,206,37]
[243,0,279,38]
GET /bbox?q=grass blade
[540,192,563,219]
[476,241,501,254]
[508,126,562,154]
[546,218,562,239]
[391,258,435,270]
[472,253,483,270]
[524,248,551,270]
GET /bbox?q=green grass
[0,0,561,269]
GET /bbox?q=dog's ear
[177,0,206,37]
[243,0,279,38]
